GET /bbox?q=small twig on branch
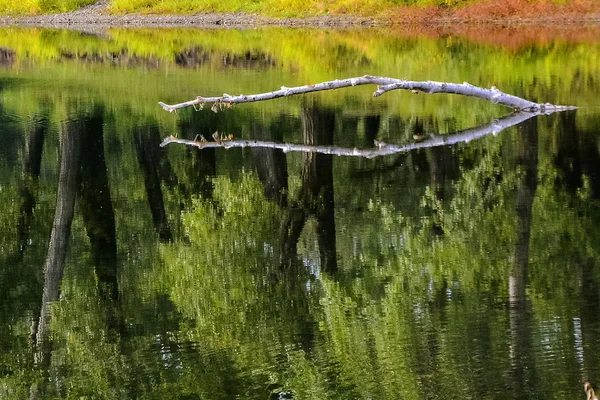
[158,75,575,114]
[160,111,551,159]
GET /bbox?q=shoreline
[0,0,599,28]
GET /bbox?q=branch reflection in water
[160,110,564,158]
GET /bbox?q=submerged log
[158,75,575,113]
[161,111,549,158]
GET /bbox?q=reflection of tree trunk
[302,107,337,272]
[33,118,82,375]
[508,117,538,397]
[555,112,582,194]
[134,126,173,242]
[252,122,288,207]
[276,209,306,269]
[178,120,216,200]
[314,149,337,274]
[276,105,337,273]
[556,111,600,199]
[18,117,48,256]
[426,146,450,237]
[301,106,337,274]
[78,111,119,305]
[427,148,445,200]
[187,147,216,200]
[581,138,600,200]
[364,115,380,146]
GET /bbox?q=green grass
[108,0,396,16]
[0,0,94,15]
[110,0,258,14]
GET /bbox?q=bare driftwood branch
[585,382,598,400]
[158,75,575,113]
[160,111,548,159]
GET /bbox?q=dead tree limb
[158,75,575,113]
[160,111,548,159]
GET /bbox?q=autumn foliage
[389,0,600,23]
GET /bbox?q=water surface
[1,26,600,399]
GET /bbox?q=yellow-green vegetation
[109,0,397,17]
[0,0,590,17]
[0,0,94,15]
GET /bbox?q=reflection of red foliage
[450,26,600,50]
[389,0,600,24]
[444,25,598,50]
[376,24,600,51]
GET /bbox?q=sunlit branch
[158,75,576,113]
[160,111,552,158]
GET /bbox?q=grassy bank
[110,0,600,19]
[0,0,598,19]
[0,0,94,15]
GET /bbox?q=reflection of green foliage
[158,173,282,348]
[1,27,599,133]
[0,182,20,257]
[51,292,129,398]
[529,157,600,302]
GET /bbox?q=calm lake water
[1,26,600,399]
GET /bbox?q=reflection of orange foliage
[451,25,600,49]
[388,0,600,24]
[384,25,600,50]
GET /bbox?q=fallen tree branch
[160,111,549,158]
[158,75,575,113]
